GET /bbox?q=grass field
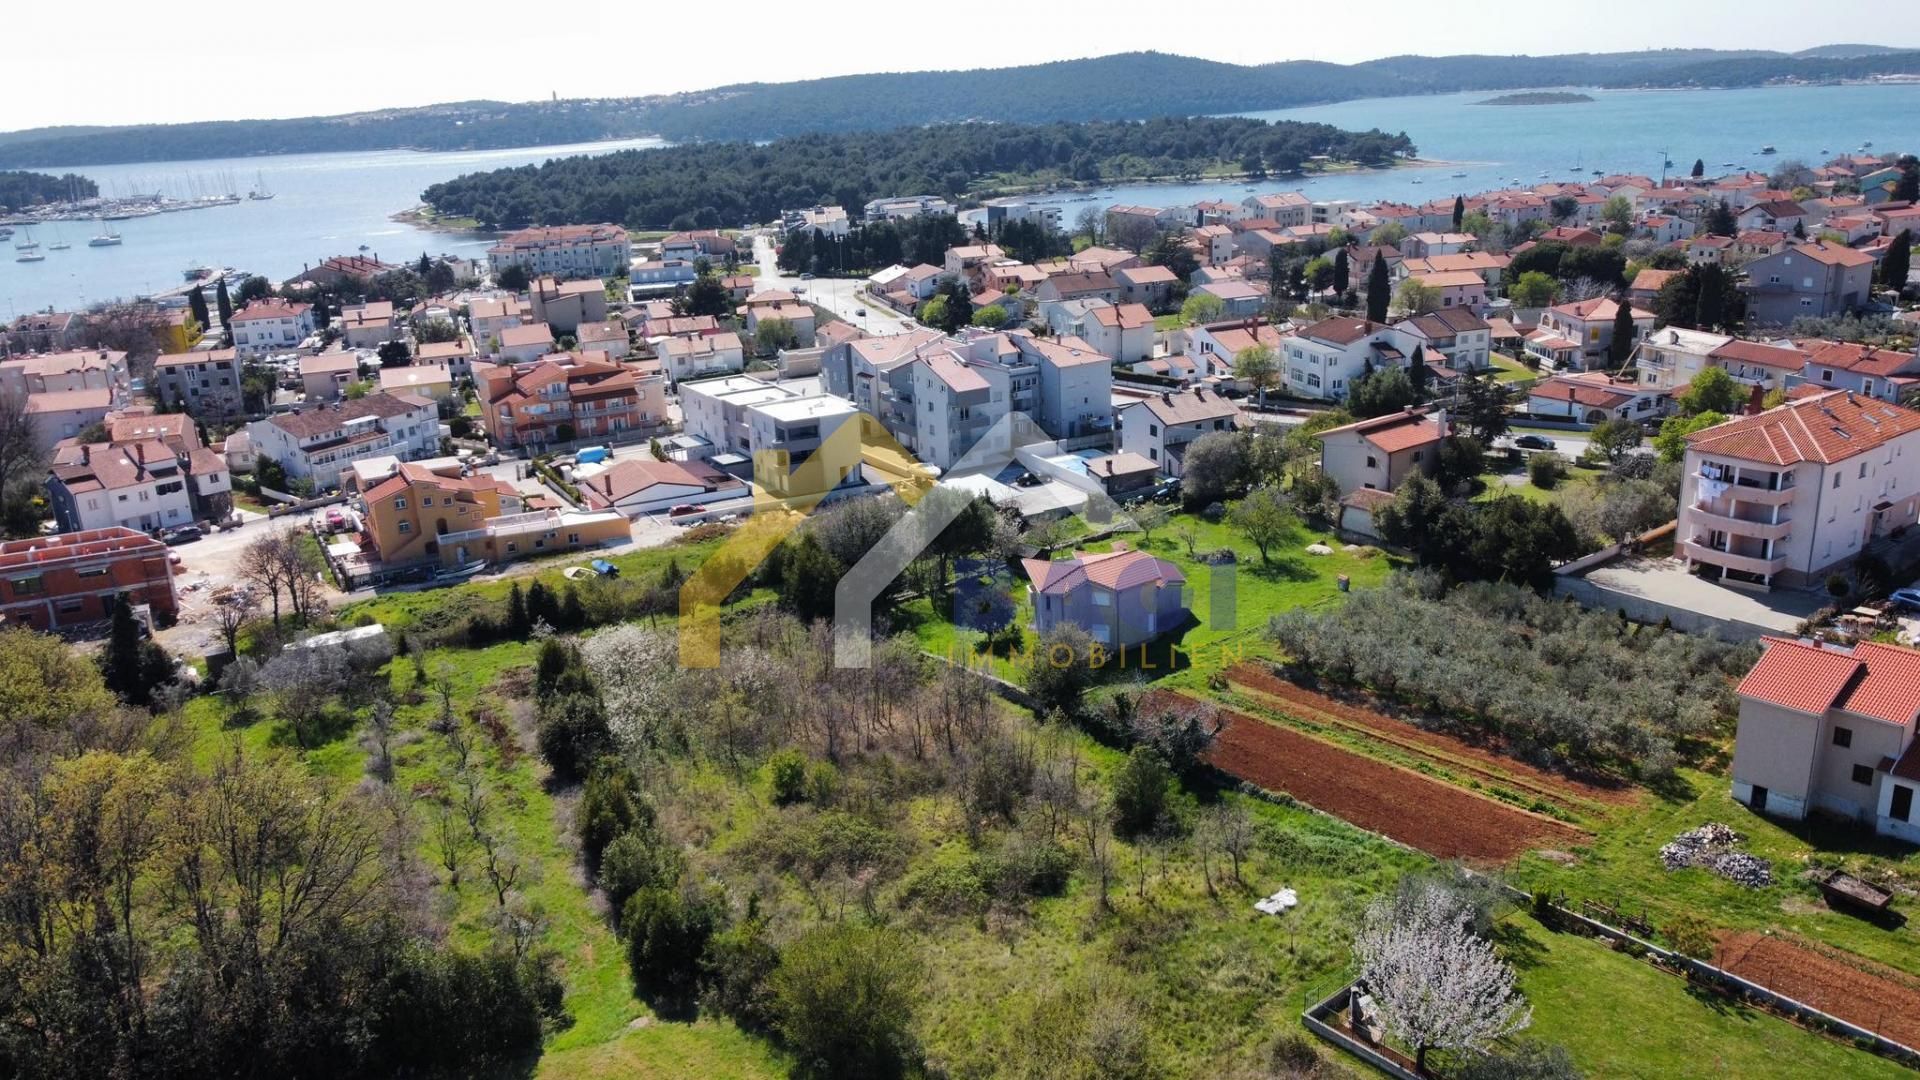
[1489,352,1538,384]
[906,509,1397,688]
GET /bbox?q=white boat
[434,561,489,582]
[46,225,70,251]
[13,227,37,252]
[15,250,45,263]
[248,171,275,201]
[1451,171,1467,178]
[89,219,122,247]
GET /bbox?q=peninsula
[1478,91,1596,106]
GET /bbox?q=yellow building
[360,462,520,566]
[159,310,204,355]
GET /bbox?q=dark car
[162,525,204,545]
[1514,434,1556,451]
[1889,587,1920,613]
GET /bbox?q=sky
[8,0,1920,131]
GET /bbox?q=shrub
[599,828,685,915]
[578,761,652,872]
[623,887,723,1004]
[769,749,810,805]
[1661,913,1717,960]
[1112,747,1173,836]
[536,693,612,783]
[1024,624,1100,719]
[1528,451,1568,490]
[702,911,780,1031]
[770,925,924,1080]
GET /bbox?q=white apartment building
[1679,392,1920,590]
[487,224,632,279]
[1279,317,1413,403]
[246,392,440,491]
[228,299,315,357]
[1633,327,1735,393]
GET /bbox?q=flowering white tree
[580,625,679,749]
[1354,883,1531,1073]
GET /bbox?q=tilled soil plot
[1716,932,1920,1049]
[1157,690,1588,863]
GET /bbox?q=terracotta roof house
[577,457,746,517]
[1730,637,1920,841]
[1022,545,1187,648]
[1679,390,1920,588]
[1314,408,1446,497]
[1114,386,1244,475]
[1790,341,1920,401]
[1741,242,1875,326]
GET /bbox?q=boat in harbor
[1451,171,1467,178]
[46,226,70,252]
[14,227,38,252]
[248,171,275,201]
[15,250,44,263]
[89,220,123,247]
[1759,145,1777,155]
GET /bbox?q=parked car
[668,504,701,516]
[162,525,203,545]
[1889,587,1920,613]
[1514,434,1556,451]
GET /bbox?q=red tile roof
[1801,341,1918,378]
[1739,637,1868,715]
[1022,547,1184,597]
[1844,642,1920,726]
[1686,390,1920,465]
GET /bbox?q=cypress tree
[1408,343,1428,397]
[1366,257,1389,323]
[215,276,233,328]
[1705,200,1736,237]
[507,582,530,637]
[1451,195,1465,231]
[187,285,210,332]
[1332,247,1350,295]
[1694,265,1727,330]
[1882,229,1912,292]
[1691,158,1705,178]
[1607,297,1637,369]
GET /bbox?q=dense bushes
[1268,572,1756,775]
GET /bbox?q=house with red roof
[1730,636,1920,838]
[1679,390,1920,589]
[1534,296,1655,371]
[1526,371,1668,423]
[1788,341,1920,402]
[1741,242,1875,326]
[1314,408,1446,500]
[1023,543,1187,648]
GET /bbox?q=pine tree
[1332,247,1350,295]
[1883,229,1912,293]
[1896,160,1920,204]
[1366,257,1390,323]
[187,285,210,333]
[1451,195,1465,231]
[507,582,530,637]
[1691,158,1705,178]
[215,277,234,335]
[1408,343,1428,398]
[1705,200,1736,238]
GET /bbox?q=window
[1366,455,1378,468]
[1833,474,1842,489]
[1833,727,1853,748]
[9,575,44,596]
[77,566,109,578]
[1853,764,1875,786]
[1894,785,1915,823]
[394,496,408,509]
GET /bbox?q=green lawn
[1490,352,1538,384]
[1154,313,1186,332]
[907,510,1398,688]
[1503,912,1908,1079]
[1511,768,1920,979]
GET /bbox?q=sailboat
[15,229,44,262]
[248,171,275,201]
[89,218,122,247]
[13,226,37,252]
[46,225,71,251]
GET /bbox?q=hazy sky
[10,0,1919,131]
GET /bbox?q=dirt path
[1153,690,1588,864]
[1225,663,1635,814]
[1716,932,1920,1049]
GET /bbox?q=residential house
[0,349,127,398]
[820,328,948,415]
[1314,408,1445,497]
[338,301,396,349]
[628,259,699,296]
[1737,199,1810,234]
[1082,452,1162,500]
[1535,297,1655,370]
[0,527,177,631]
[944,243,1007,281]
[1405,271,1488,313]
[46,431,230,533]
[496,323,557,364]
[487,223,631,279]
[1394,308,1492,371]
[359,461,523,567]
[1633,327,1734,392]
[246,393,440,490]
[1708,338,1809,391]
[1789,341,1920,401]
[1527,371,1668,423]
[1733,230,1792,260]
[469,298,529,357]
[1401,232,1475,259]
[228,299,314,357]
[1023,545,1187,648]
[864,195,953,222]
[659,230,737,263]
[282,255,395,289]
[3,311,80,354]
[741,299,816,349]
[784,205,850,238]
[1729,637,1920,838]
[378,364,454,402]
[1114,387,1243,475]
[1396,251,1510,289]
[578,457,747,517]
[1628,268,1683,308]
[1036,272,1120,306]
[1237,192,1311,227]
[574,320,629,361]
[1741,242,1876,326]
[476,355,664,450]
[1191,224,1235,267]
[1195,281,1263,318]
[416,337,477,379]
[299,351,361,401]
[1081,304,1155,363]
[1687,235,1734,265]
[1114,265,1179,311]
[1679,390,1920,589]
[530,276,609,335]
[1280,317,1409,402]
[1642,214,1695,245]
[660,331,747,382]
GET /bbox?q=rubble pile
[1660,823,1773,888]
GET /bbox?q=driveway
[752,236,923,336]
[1580,557,1824,636]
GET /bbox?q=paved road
[752,235,923,336]
[1493,430,1594,460]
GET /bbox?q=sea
[4,83,1919,317]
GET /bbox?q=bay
[0,137,664,318]
[4,83,1916,318]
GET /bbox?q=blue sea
[2,83,1916,316]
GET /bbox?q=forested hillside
[419,116,1416,230]
[4,46,1916,167]
[0,170,97,209]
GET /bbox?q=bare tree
[258,643,348,748]
[430,799,467,889]
[1080,793,1116,911]
[1354,884,1531,1073]
[1173,525,1200,560]
[1129,503,1170,546]
[364,699,396,783]
[1214,803,1254,888]
[0,389,41,499]
[211,593,250,657]
[239,534,291,628]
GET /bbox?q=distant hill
[2,46,1918,168]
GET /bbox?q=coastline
[390,205,490,235]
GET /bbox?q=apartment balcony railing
[1686,506,1794,542]
[1680,538,1787,577]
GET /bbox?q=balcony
[1698,470,1796,505]
[1686,506,1793,542]
[1680,538,1787,577]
